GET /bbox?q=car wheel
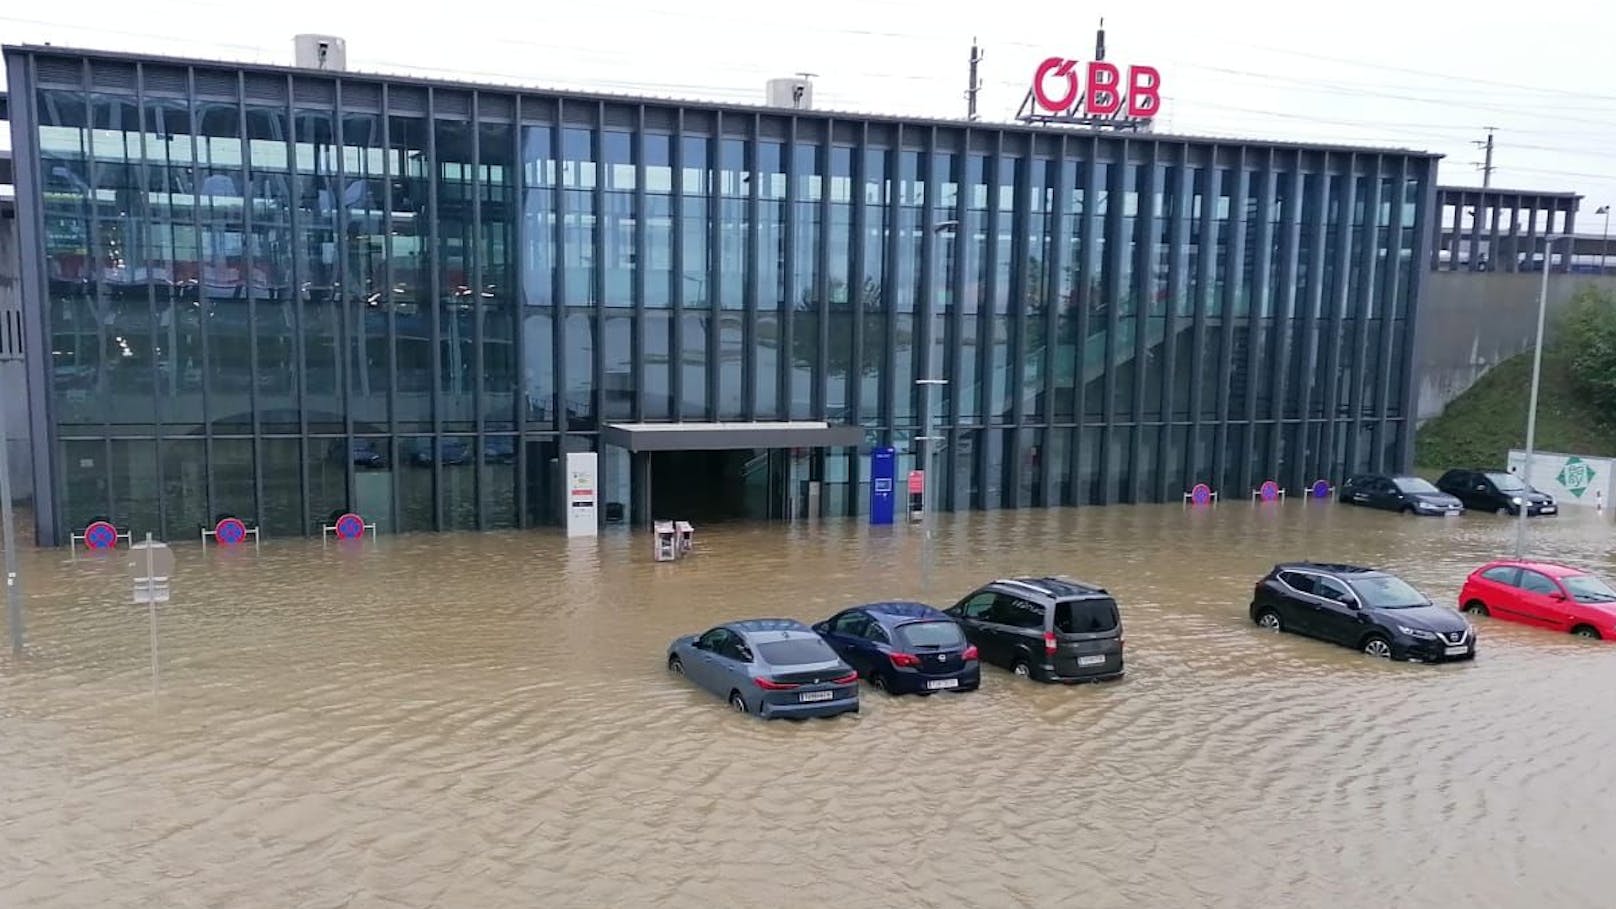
[1012,659,1032,679]
[729,691,749,714]
[1572,625,1603,640]
[1495,507,1510,516]
[871,672,890,693]
[1362,635,1394,659]
[1463,601,1489,617]
[1401,505,1415,515]
[667,655,684,674]
[1256,609,1283,632]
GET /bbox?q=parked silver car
[666,619,860,719]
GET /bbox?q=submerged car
[1459,561,1616,640]
[666,619,859,719]
[1338,474,1464,516]
[945,577,1124,683]
[1436,469,1557,517]
[813,602,980,695]
[1251,562,1476,662]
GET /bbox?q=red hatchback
[1459,561,1616,640]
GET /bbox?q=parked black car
[1436,468,1557,517]
[813,602,980,695]
[945,577,1124,683]
[1338,474,1464,516]
[1250,562,1476,662]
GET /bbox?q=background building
[4,44,1437,544]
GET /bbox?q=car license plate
[925,678,960,690]
[1444,645,1468,656]
[1445,510,1461,517]
[1077,655,1107,667]
[1541,506,1557,514]
[799,690,834,702]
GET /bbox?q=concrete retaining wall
[1414,271,1616,424]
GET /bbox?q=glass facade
[6,49,1436,543]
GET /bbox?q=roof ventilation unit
[766,75,814,110]
[294,34,348,72]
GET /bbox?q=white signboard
[566,452,599,537]
[1506,449,1616,509]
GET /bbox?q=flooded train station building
[4,43,1437,544]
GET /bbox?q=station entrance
[602,422,865,527]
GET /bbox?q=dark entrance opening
[650,449,778,524]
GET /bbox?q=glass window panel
[1018,428,1042,506]
[756,311,780,419]
[643,311,673,420]
[719,138,745,311]
[480,122,518,430]
[260,437,304,537]
[482,435,519,529]
[104,439,158,538]
[437,436,477,531]
[757,141,785,312]
[194,98,252,431]
[398,435,434,532]
[717,312,743,419]
[603,313,634,421]
[860,148,889,425]
[565,308,595,429]
[894,312,915,425]
[645,133,673,309]
[306,437,350,531]
[138,99,204,433]
[434,117,475,431]
[562,127,596,307]
[246,106,298,431]
[336,113,387,432]
[523,308,554,426]
[680,313,708,418]
[603,130,635,310]
[294,109,343,433]
[212,437,256,526]
[161,438,207,540]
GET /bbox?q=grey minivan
[945,577,1125,682]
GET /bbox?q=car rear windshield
[896,620,965,649]
[1054,598,1119,633]
[1393,477,1440,494]
[1347,575,1427,609]
[756,639,838,665]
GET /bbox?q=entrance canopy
[602,421,865,453]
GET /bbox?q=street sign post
[130,533,173,693]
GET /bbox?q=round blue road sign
[84,520,118,550]
[215,517,247,545]
[1311,479,1331,499]
[334,513,365,540]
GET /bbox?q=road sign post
[130,533,173,693]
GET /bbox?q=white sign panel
[1506,449,1616,509]
[566,452,599,537]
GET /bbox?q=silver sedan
[667,619,860,719]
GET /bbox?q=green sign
[1557,456,1597,498]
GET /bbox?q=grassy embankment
[1414,349,1616,473]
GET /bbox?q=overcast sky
[4,0,1614,226]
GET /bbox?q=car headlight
[1512,496,1523,505]
[1396,625,1438,640]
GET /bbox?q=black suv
[1338,474,1464,516]
[1250,562,1476,662]
[1436,468,1557,517]
[945,577,1124,683]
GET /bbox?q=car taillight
[1118,637,1125,650]
[1044,632,1057,655]
[832,671,859,684]
[753,677,799,690]
[890,652,921,667]
[962,645,979,661]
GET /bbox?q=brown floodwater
[3,502,1615,908]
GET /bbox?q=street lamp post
[1516,235,1567,559]
[916,219,960,597]
[1598,205,1611,275]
